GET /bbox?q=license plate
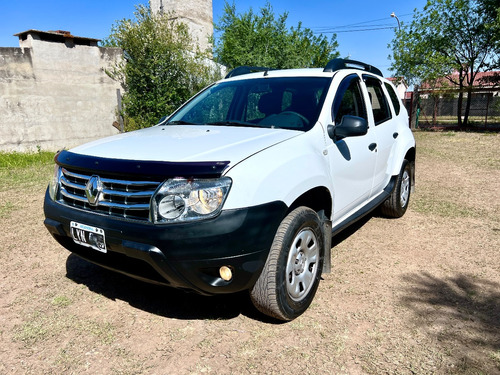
[70,221,107,253]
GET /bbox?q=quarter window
[364,77,392,125]
[384,82,401,115]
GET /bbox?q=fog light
[219,266,232,281]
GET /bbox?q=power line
[316,23,395,31]
[319,26,396,34]
[311,13,413,34]
[315,18,394,30]
[316,13,413,29]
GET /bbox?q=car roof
[224,68,331,80]
[223,58,385,82]
[222,68,390,86]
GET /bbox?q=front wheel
[250,207,324,321]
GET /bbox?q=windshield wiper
[207,121,264,128]
[166,120,199,125]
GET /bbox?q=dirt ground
[0,131,499,375]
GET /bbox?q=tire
[250,207,324,321]
[380,159,411,218]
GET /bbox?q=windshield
[166,77,331,131]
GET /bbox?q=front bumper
[44,189,287,295]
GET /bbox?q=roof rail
[225,66,273,79]
[323,58,383,77]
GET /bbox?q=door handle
[393,132,399,139]
[369,143,377,151]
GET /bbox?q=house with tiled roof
[419,71,500,95]
[415,70,500,128]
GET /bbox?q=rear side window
[384,82,401,115]
[364,76,392,125]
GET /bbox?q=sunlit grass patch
[51,295,72,308]
[0,151,55,191]
[0,200,16,219]
[412,197,480,218]
[0,151,55,168]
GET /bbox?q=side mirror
[327,115,368,141]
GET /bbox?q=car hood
[70,125,301,166]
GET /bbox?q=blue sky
[0,0,427,76]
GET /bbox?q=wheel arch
[287,186,332,220]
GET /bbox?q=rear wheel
[250,207,324,321]
[380,160,411,218]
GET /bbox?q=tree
[214,2,339,69]
[478,0,500,55]
[390,0,500,128]
[479,0,500,32]
[103,5,222,131]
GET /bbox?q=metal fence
[414,91,500,129]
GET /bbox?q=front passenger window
[333,75,367,125]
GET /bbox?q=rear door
[363,76,400,195]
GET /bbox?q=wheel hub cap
[286,228,319,301]
[400,170,410,207]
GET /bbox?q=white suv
[44,59,416,321]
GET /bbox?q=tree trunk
[410,86,420,129]
[457,90,464,128]
[432,96,438,125]
[463,87,473,128]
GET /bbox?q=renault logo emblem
[85,175,103,206]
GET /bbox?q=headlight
[48,165,62,201]
[151,177,232,223]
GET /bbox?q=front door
[326,74,378,223]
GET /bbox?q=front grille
[58,168,162,221]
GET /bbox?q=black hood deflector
[55,150,230,180]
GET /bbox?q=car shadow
[65,254,276,323]
[331,213,374,248]
[401,272,500,372]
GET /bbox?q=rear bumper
[44,189,287,295]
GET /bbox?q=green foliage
[0,151,55,191]
[390,0,500,127]
[0,151,54,168]
[102,5,222,131]
[390,0,499,85]
[214,2,339,69]
[478,0,500,40]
